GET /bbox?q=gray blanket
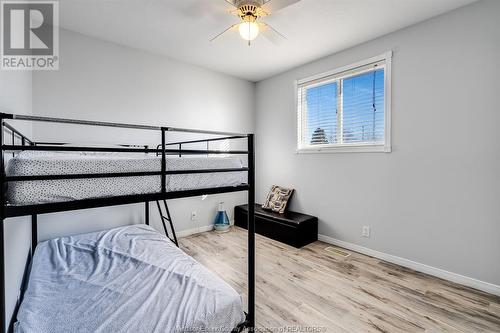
[14,225,245,333]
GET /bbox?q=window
[297,52,391,153]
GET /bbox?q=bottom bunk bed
[14,225,245,333]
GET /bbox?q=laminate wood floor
[179,227,500,333]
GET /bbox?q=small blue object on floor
[214,201,230,232]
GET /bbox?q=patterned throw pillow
[262,185,294,214]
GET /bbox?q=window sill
[296,144,391,154]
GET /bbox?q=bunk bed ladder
[155,200,179,247]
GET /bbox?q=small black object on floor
[234,204,318,248]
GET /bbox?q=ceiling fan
[211,0,302,45]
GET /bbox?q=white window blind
[297,53,391,153]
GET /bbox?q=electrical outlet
[362,226,370,238]
[191,211,197,221]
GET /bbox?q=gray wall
[255,0,500,285]
[31,29,255,242]
[0,71,32,331]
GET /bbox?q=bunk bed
[0,113,256,333]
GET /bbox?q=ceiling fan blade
[172,0,233,20]
[260,22,287,45]
[261,0,301,14]
[224,0,238,8]
[210,24,239,42]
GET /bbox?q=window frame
[296,51,392,154]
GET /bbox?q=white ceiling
[59,0,477,82]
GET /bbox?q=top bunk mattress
[6,151,247,205]
[14,225,245,333]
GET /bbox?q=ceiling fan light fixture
[238,21,259,41]
[210,0,290,45]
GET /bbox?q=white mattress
[6,151,247,205]
[14,225,245,333]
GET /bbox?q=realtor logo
[1,0,58,70]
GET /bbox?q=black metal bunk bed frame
[0,113,256,333]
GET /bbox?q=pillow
[262,185,294,214]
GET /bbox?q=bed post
[145,142,150,226]
[31,215,37,255]
[0,116,6,333]
[247,134,255,330]
[161,128,166,194]
[0,219,4,333]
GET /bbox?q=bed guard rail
[0,113,250,195]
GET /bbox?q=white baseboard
[176,220,235,238]
[318,234,500,297]
[177,224,214,238]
